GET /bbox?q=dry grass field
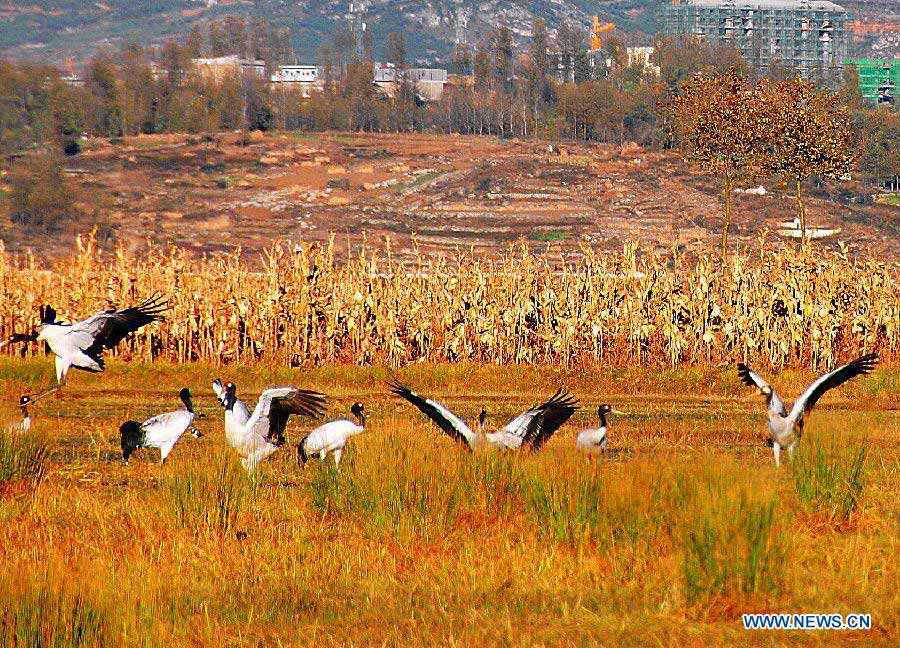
[1,358,898,646]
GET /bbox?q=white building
[192,55,266,80]
[270,65,323,96]
[626,47,661,77]
[271,65,320,83]
[373,63,448,101]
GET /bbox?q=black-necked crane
[576,404,623,456]
[1,297,167,399]
[212,378,251,435]
[389,380,578,451]
[737,353,878,466]
[17,395,34,434]
[9,392,51,435]
[297,402,366,468]
[119,388,202,464]
[212,380,327,474]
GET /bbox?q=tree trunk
[795,178,806,249]
[722,174,733,259]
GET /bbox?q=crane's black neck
[599,410,608,429]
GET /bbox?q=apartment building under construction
[663,0,849,78]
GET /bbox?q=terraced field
[2,132,896,263]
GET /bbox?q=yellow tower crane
[590,16,615,51]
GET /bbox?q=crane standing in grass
[297,402,367,468]
[213,379,328,474]
[576,404,623,458]
[119,388,202,465]
[0,296,168,400]
[737,353,878,466]
[8,393,51,435]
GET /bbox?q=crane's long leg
[333,448,343,467]
[772,442,781,467]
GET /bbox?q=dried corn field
[1,235,897,369]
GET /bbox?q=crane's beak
[22,390,53,405]
[611,409,626,415]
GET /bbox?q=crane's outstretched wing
[268,388,328,443]
[248,387,328,444]
[790,353,878,420]
[522,389,580,451]
[72,295,168,364]
[737,361,790,416]
[493,389,578,450]
[389,380,475,448]
[737,363,772,391]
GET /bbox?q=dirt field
[2,132,896,263]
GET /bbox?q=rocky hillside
[0,1,661,65]
[1,1,895,66]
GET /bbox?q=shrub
[63,138,81,156]
[164,460,247,535]
[681,484,785,602]
[0,588,108,647]
[524,465,652,547]
[307,437,464,539]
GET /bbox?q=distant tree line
[0,17,897,182]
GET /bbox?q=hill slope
[2,1,895,67]
[0,1,662,65]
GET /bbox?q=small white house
[192,55,266,80]
[626,47,661,77]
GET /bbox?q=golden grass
[0,234,896,371]
[0,360,897,646]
